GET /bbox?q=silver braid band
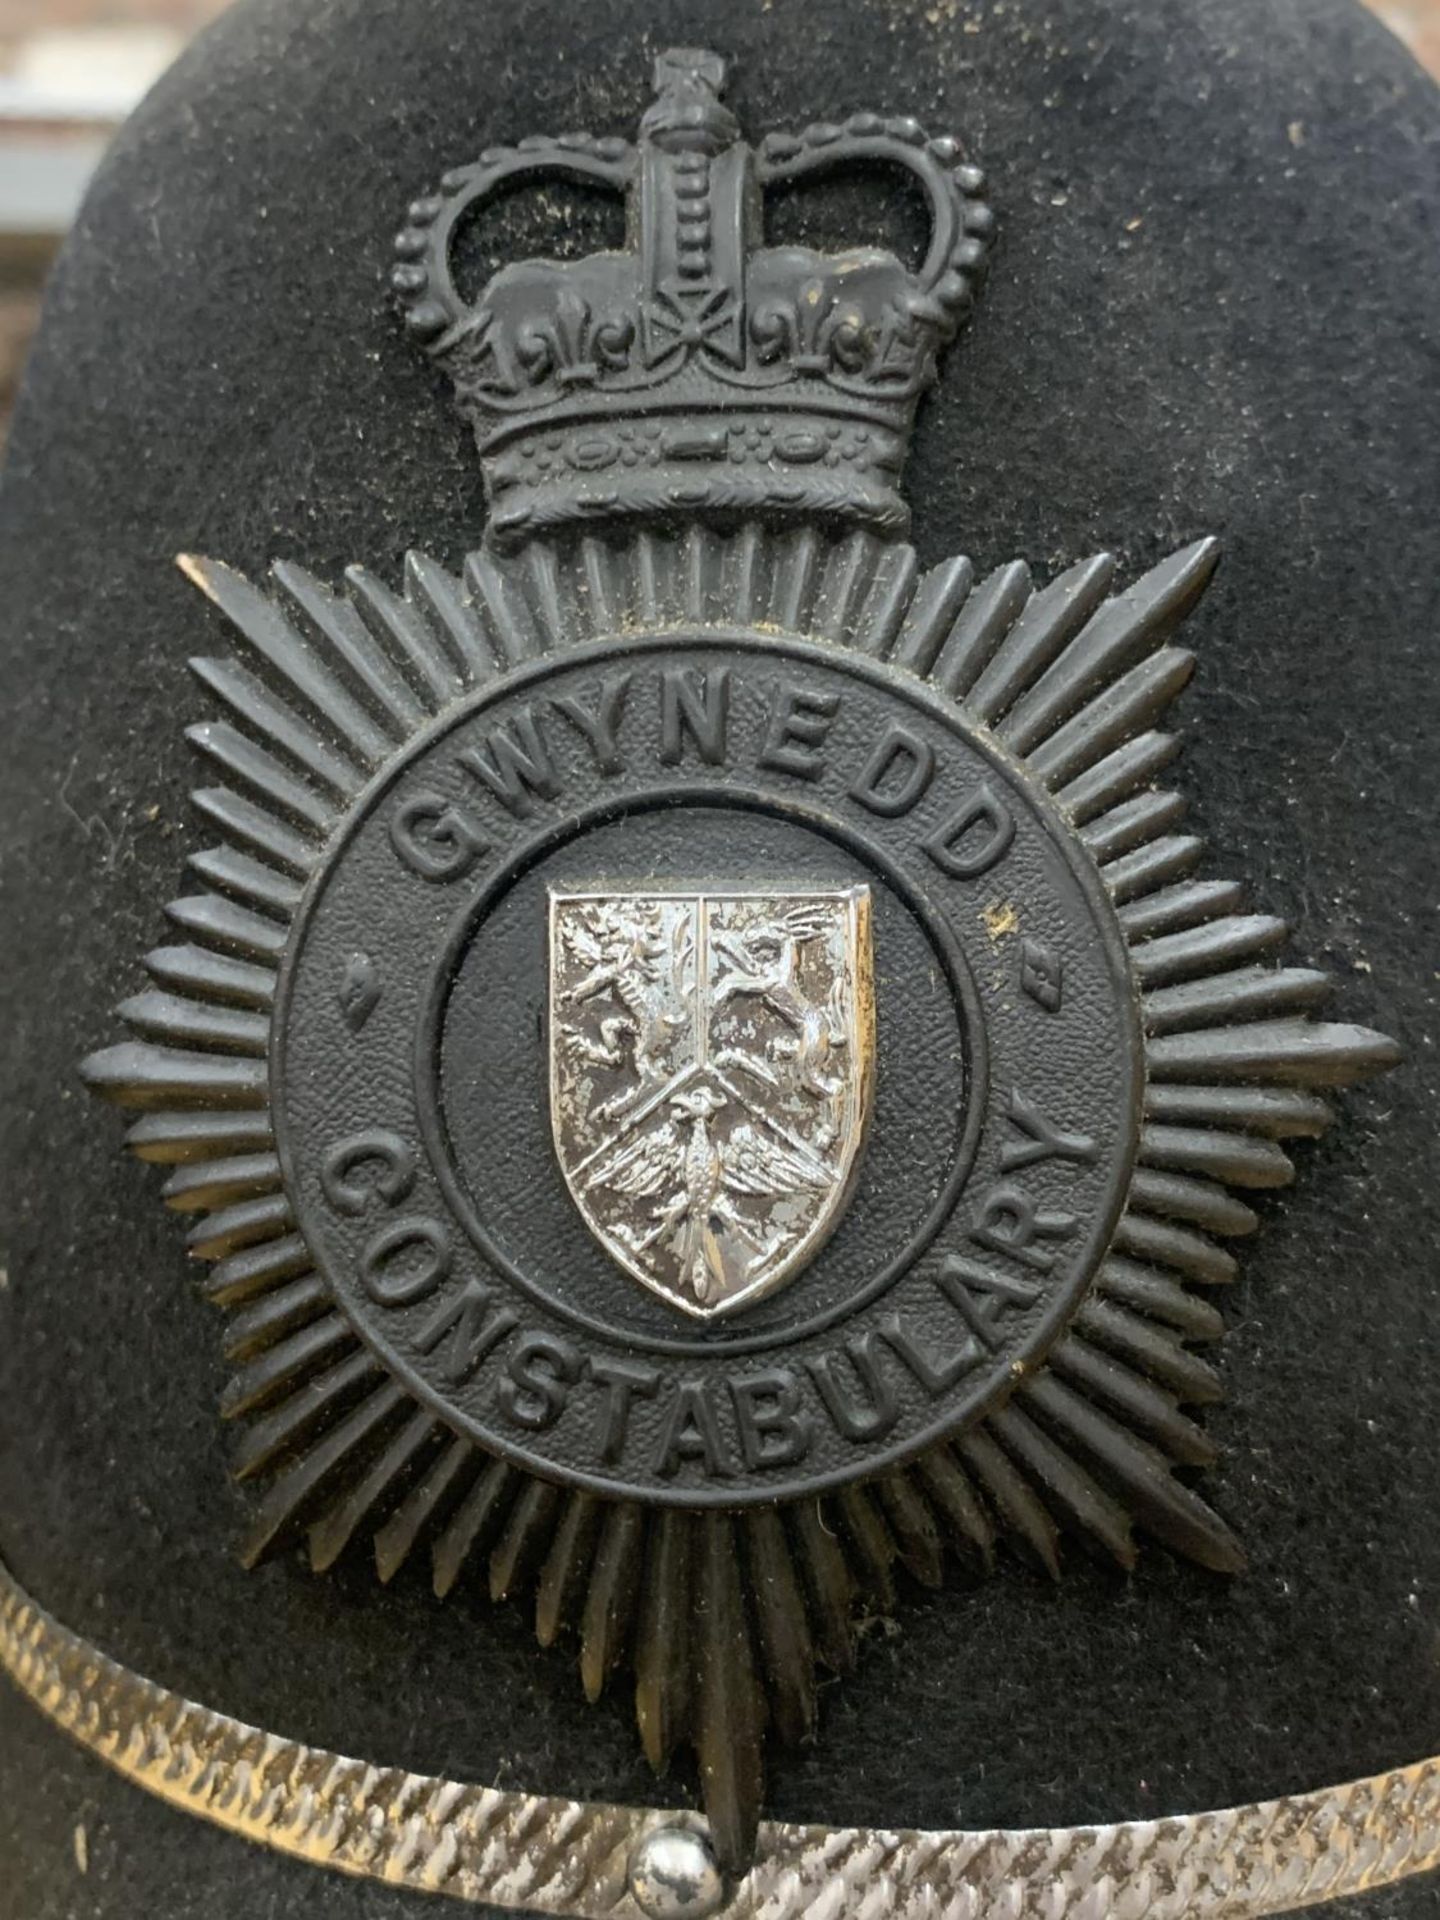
[2,1553,1437,1919]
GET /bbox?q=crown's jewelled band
[3,1552,1437,1918]
[392,50,993,546]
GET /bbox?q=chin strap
[2,1551,1437,1920]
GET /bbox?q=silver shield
[548,888,874,1318]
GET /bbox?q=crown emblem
[391,48,994,545]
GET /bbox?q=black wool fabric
[0,0,1437,1914]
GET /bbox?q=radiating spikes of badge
[1072,1295,1225,1403]
[460,549,544,669]
[121,1084,251,1173]
[633,526,665,626]
[144,942,277,1011]
[189,656,367,800]
[1046,1335,1219,1468]
[1142,1082,1334,1138]
[807,527,870,640]
[695,1512,766,1878]
[1096,1256,1226,1341]
[115,990,270,1057]
[1101,833,1205,903]
[1020,1373,1246,1573]
[239,1378,412,1569]
[165,890,290,960]
[198,1232,311,1307]
[912,1445,997,1571]
[1131,915,1290,987]
[79,1040,268,1109]
[186,1190,294,1261]
[1139,1123,1296,1190]
[1126,1167,1261,1237]
[185,721,337,833]
[578,534,626,637]
[527,540,574,648]
[963,551,1116,726]
[672,526,718,625]
[786,1501,860,1677]
[742,1508,817,1748]
[373,1434,481,1586]
[1079,788,1188,866]
[811,529,898,648]
[221,1311,353,1419]
[534,1493,603,1650]
[230,1348,384,1485]
[635,1509,695,1771]
[955,1428,1062,1579]
[135,972,270,1055]
[724,523,764,627]
[489,1476,562,1602]
[856,541,921,659]
[1146,1017,1403,1086]
[768,523,824,632]
[832,1483,901,1611]
[890,552,974,674]
[1113,1213,1238,1287]
[986,1401,1139,1571]
[1057,728,1183,827]
[124,1108,276,1165]
[1025,645,1197,791]
[188,845,305,918]
[222,1273,330,1362]
[308,1405,443,1574]
[1118,878,1247,941]
[676,524,707,625]
[272,560,430,738]
[930,559,1033,698]
[673,525,719,627]
[344,563,466,706]
[999,536,1220,757]
[431,1458,519,1600]
[1144,965,1332,1037]
[875,1470,946,1589]
[162,1150,283,1213]
[579,1501,646,1702]
[180,556,396,769]
[189,786,320,879]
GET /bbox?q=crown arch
[391,51,994,547]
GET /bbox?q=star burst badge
[79,47,1400,1872]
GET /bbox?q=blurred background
[0,0,1433,438]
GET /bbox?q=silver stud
[627,1824,725,1919]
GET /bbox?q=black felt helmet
[1,1,1436,1916]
